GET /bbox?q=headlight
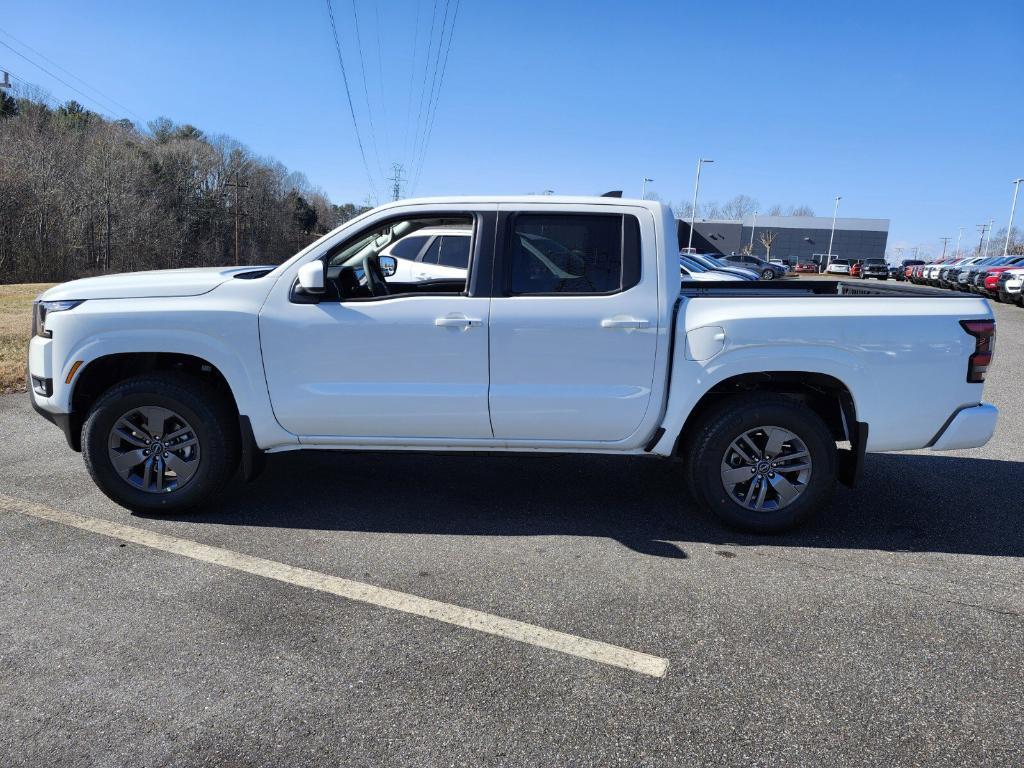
[34,300,84,338]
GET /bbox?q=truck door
[487,205,660,442]
[259,209,495,439]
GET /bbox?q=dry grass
[0,284,54,394]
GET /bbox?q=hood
[38,266,272,301]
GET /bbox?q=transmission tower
[387,163,406,202]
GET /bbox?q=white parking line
[0,495,669,678]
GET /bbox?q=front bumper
[28,374,79,451]
[929,403,998,451]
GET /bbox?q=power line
[324,0,379,203]
[349,0,385,180]
[402,0,423,167]
[412,0,461,194]
[410,0,449,190]
[0,26,144,121]
[409,0,440,185]
[0,38,132,119]
[373,3,390,164]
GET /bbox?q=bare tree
[759,230,778,259]
[720,194,759,220]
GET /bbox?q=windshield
[679,256,709,273]
[689,254,728,270]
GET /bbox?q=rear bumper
[929,403,998,451]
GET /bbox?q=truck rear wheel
[682,394,837,533]
[82,373,239,514]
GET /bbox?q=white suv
[826,259,851,274]
[380,226,471,282]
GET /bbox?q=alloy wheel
[107,406,201,493]
[720,426,812,512]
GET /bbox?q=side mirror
[379,255,397,277]
[297,261,326,294]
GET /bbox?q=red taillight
[960,319,995,383]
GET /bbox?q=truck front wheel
[683,395,837,533]
[82,373,240,514]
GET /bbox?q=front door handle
[600,317,650,329]
[435,314,482,329]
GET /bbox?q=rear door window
[506,213,640,295]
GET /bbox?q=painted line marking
[0,495,669,678]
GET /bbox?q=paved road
[1,297,1022,767]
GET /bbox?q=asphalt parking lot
[2,293,1022,767]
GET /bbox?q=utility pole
[223,172,248,266]
[976,222,989,256]
[983,217,995,256]
[387,163,406,202]
[939,237,951,260]
[955,226,964,258]
[0,71,11,93]
[1005,178,1023,256]
[642,177,653,200]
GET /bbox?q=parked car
[686,253,759,280]
[1001,268,1024,306]
[849,261,863,278]
[825,259,852,275]
[859,258,889,280]
[978,256,1024,298]
[795,262,817,274]
[901,259,925,282]
[679,255,746,282]
[27,197,998,533]
[940,257,983,289]
[718,253,788,280]
[379,226,472,282]
[958,256,1007,291]
[887,264,904,280]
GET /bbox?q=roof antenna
[600,190,623,198]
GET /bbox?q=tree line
[0,89,369,284]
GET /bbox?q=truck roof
[374,195,668,210]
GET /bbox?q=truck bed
[680,279,959,298]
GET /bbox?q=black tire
[681,394,837,533]
[761,269,774,280]
[82,373,240,514]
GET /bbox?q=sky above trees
[2,0,1022,258]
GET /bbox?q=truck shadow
[173,451,1024,560]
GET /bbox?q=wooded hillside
[0,91,367,284]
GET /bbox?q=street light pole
[983,217,994,256]
[642,177,653,200]
[749,210,757,251]
[686,158,713,252]
[1005,178,1023,256]
[826,195,841,269]
[955,226,963,259]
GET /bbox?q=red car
[849,262,862,278]
[981,257,1024,296]
[795,262,817,274]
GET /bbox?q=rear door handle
[600,317,650,329]
[435,314,482,328]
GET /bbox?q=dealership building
[678,215,890,264]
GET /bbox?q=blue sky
[3,0,1022,256]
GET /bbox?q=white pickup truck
[27,197,999,532]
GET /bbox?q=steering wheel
[362,254,391,297]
